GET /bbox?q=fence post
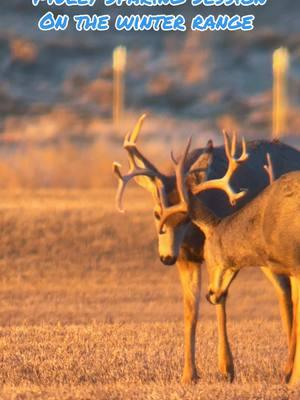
[272,47,289,140]
[113,46,127,134]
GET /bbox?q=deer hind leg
[287,276,300,385]
[177,260,201,384]
[216,298,234,382]
[260,268,293,347]
[282,276,298,383]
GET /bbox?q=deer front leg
[177,260,201,384]
[216,297,234,382]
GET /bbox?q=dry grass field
[0,188,300,399]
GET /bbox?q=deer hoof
[283,362,293,384]
[223,370,234,383]
[282,374,290,384]
[181,370,199,385]
[219,365,234,383]
[283,369,292,384]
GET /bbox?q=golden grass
[0,143,115,189]
[0,189,300,399]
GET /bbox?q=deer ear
[133,176,161,204]
[187,140,214,187]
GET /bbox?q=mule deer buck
[158,131,300,384]
[113,114,300,384]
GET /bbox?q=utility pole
[113,46,127,135]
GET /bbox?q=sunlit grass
[0,189,299,399]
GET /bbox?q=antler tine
[237,137,248,162]
[190,132,249,206]
[123,115,163,176]
[176,136,192,204]
[231,131,237,157]
[170,150,178,165]
[113,162,159,212]
[158,137,192,234]
[123,131,137,171]
[128,113,147,144]
[264,153,274,184]
[125,143,162,176]
[123,114,147,150]
[222,130,231,160]
[113,162,129,213]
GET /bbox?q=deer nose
[160,255,177,266]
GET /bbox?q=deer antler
[113,114,165,212]
[264,153,274,184]
[170,150,178,165]
[112,162,159,212]
[158,138,192,233]
[123,114,162,174]
[159,132,249,232]
[190,131,249,205]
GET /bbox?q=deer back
[181,141,300,263]
[187,140,300,218]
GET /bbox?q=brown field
[0,189,299,400]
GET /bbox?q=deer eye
[154,211,161,220]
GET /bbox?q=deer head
[158,130,249,236]
[113,115,213,265]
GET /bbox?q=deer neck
[207,191,269,271]
[189,196,220,237]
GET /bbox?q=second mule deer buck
[159,132,300,384]
[113,115,300,384]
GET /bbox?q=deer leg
[216,297,234,382]
[177,260,201,384]
[279,276,297,383]
[260,268,293,346]
[286,277,300,385]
